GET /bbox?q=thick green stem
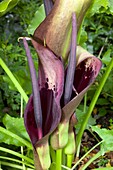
[50,146,56,163]
[76,56,113,156]
[56,149,62,170]
[67,155,73,168]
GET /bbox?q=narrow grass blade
[0,58,28,103]
[0,147,34,164]
[0,156,34,169]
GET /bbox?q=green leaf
[97,98,109,105]
[0,58,28,103]
[109,0,113,14]
[103,71,113,96]
[87,0,109,16]
[0,114,30,146]
[3,75,17,91]
[75,108,96,133]
[3,66,32,95]
[91,126,113,152]
[27,4,45,35]
[3,114,29,140]
[102,49,111,65]
[0,126,32,148]
[78,27,87,47]
[98,108,107,117]
[0,0,19,17]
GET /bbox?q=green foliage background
[0,0,42,117]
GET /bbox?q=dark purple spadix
[23,38,43,140]
[43,0,54,16]
[64,13,77,105]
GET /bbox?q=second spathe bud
[50,50,102,150]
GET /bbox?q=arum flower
[23,1,102,170]
[23,37,64,170]
[23,16,101,170]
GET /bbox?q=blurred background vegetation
[0,0,42,119]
